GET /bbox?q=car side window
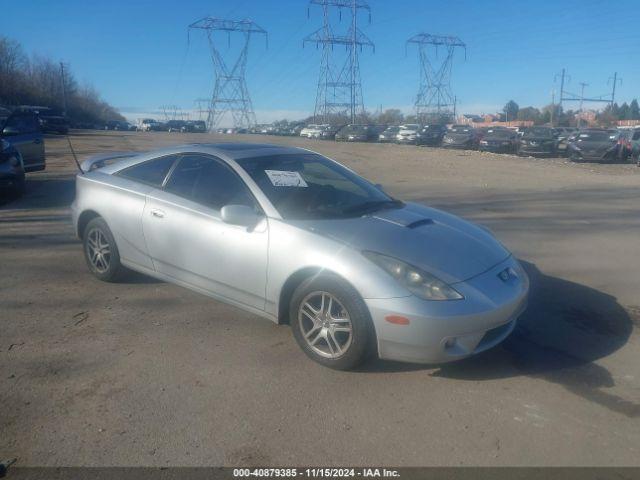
[633,131,640,141]
[118,155,178,187]
[164,154,256,211]
[4,114,39,133]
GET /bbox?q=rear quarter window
[117,155,178,187]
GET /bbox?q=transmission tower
[304,0,374,124]
[406,34,466,123]
[189,17,267,130]
[194,98,210,121]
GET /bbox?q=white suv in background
[300,124,328,138]
[396,124,422,144]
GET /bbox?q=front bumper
[479,143,514,153]
[365,256,529,364]
[396,136,418,144]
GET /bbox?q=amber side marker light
[385,315,410,325]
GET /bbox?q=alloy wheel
[86,228,111,273]
[298,291,353,359]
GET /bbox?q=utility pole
[406,33,466,124]
[59,62,68,116]
[550,89,555,126]
[578,82,588,128]
[189,17,267,131]
[304,0,374,124]
[608,72,621,106]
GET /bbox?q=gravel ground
[1,130,639,467]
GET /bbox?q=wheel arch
[277,267,367,326]
[77,209,102,239]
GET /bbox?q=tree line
[0,36,124,125]
[503,99,640,127]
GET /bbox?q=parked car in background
[442,125,479,149]
[378,126,400,143]
[319,124,345,140]
[554,127,576,156]
[300,124,326,138]
[72,143,528,369]
[138,119,161,132]
[166,120,187,133]
[478,127,519,153]
[0,107,11,125]
[181,120,207,133]
[0,110,45,172]
[517,126,558,157]
[616,128,640,162]
[32,108,69,134]
[416,124,447,146]
[395,124,421,145]
[105,120,132,131]
[567,129,623,163]
[335,124,381,142]
[0,138,26,196]
[624,128,640,164]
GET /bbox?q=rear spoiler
[80,151,137,172]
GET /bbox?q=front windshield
[343,125,367,134]
[236,153,399,220]
[524,127,554,138]
[485,129,513,138]
[577,131,615,142]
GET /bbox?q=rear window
[117,155,178,187]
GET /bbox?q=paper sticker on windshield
[265,170,308,187]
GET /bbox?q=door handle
[150,209,165,218]
[33,138,42,144]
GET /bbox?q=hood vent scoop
[406,218,434,229]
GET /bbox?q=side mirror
[2,126,20,136]
[221,204,261,227]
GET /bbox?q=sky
[3,0,640,124]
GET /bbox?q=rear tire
[290,273,373,370]
[83,217,127,282]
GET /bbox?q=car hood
[290,203,510,285]
[523,136,554,142]
[574,140,615,154]
[446,133,473,142]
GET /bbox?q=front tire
[290,274,373,370]
[83,217,127,282]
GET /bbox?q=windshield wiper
[342,199,404,216]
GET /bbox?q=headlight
[363,251,463,301]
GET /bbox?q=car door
[1,113,45,171]
[142,153,269,311]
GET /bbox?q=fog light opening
[444,338,457,350]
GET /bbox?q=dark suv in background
[442,125,479,149]
[416,124,447,146]
[1,110,45,172]
[478,127,519,153]
[566,129,623,163]
[518,127,558,157]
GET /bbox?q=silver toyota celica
[71,143,529,370]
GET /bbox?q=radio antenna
[66,135,84,174]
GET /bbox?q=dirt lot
[1,130,639,466]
